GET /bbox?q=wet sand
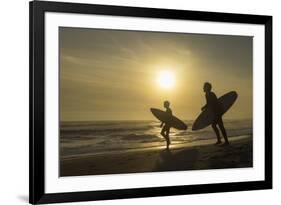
[60,135,253,177]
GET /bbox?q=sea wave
[60,119,252,158]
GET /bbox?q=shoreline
[61,135,251,160]
[60,135,253,177]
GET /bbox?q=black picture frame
[29,1,272,204]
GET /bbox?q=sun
[157,70,175,89]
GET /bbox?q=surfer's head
[203,82,212,92]
[164,100,170,108]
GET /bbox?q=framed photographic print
[29,0,272,204]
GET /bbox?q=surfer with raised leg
[160,101,172,150]
[201,82,229,145]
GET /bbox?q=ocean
[60,119,252,160]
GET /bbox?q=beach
[60,134,252,176]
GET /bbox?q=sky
[59,27,253,121]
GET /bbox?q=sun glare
[157,70,175,89]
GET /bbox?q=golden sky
[60,27,252,121]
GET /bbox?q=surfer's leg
[217,118,229,145]
[166,127,171,148]
[161,125,169,148]
[212,123,222,144]
[161,126,166,138]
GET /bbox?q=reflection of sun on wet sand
[60,135,252,177]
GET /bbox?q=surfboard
[150,108,188,130]
[192,91,238,131]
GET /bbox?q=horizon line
[60,118,253,123]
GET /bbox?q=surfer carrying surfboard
[202,82,230,145]
[150,103,187,150]
[160,101,172,150]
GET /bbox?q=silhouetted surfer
[201,82,229,145]
[160,101,172,149]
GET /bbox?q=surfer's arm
[201,104,207,111]
[160,122,164,127]
[202,94,210,111]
